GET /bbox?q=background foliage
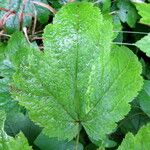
[0,0,150,150]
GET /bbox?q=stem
[23,27,30,44]
[32,3,37,35]
[74,132,80,150]
[31,1,57,14]
[0,33,11,37]
[112,42,135,46]
[113,30,148,35]
[68,0,75,2]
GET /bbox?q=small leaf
[119,100,150,134]
[90,136,117,148]
[0,111,32,150]
[117,0,138,27]
[135,3,150,25]
[94,0,111,12]
[118,123,150,150]
[34,133,83,150]
[135,33,150,57]
[138,80,150,117]
[0,131,32,150]
[4,112,41,144]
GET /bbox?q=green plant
[1,1,150,150]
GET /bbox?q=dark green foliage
[0,0,150,150]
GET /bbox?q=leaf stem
[68,0,75,2]
[113,30,148,35]
[31,1,57,14]
[23,27,30,44]
[74,132,80,150]
[112,42,135,46]
[0,33,11,37]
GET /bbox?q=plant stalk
[74,132,80,150]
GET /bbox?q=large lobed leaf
[118,123,150,150]
[11,2,143,141]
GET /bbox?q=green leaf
[0,110,6,129]
[34,133,83,150]
[0,0,50,33]
[119,100,150,134]
[117,0,138,27]
[49,0,64,9]
[0,111,32,150]
[4,112,41,144]
[6,32,33,68]
[93,0,111,12]
[34,0,51,23]
[140,59,150,80]
[118,123,150,150]
[90,136,117,148]
[0,132,32,150]
[0,42,18,113]
[81,45,142,140]
[135,3,150,25]
[11,2,143,141]
[138,80,150,117]
[101,0,111,12]
[84,143,97,150]
[0,32,29,114]
[135,33,150,57]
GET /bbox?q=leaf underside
[11,2,143,141]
